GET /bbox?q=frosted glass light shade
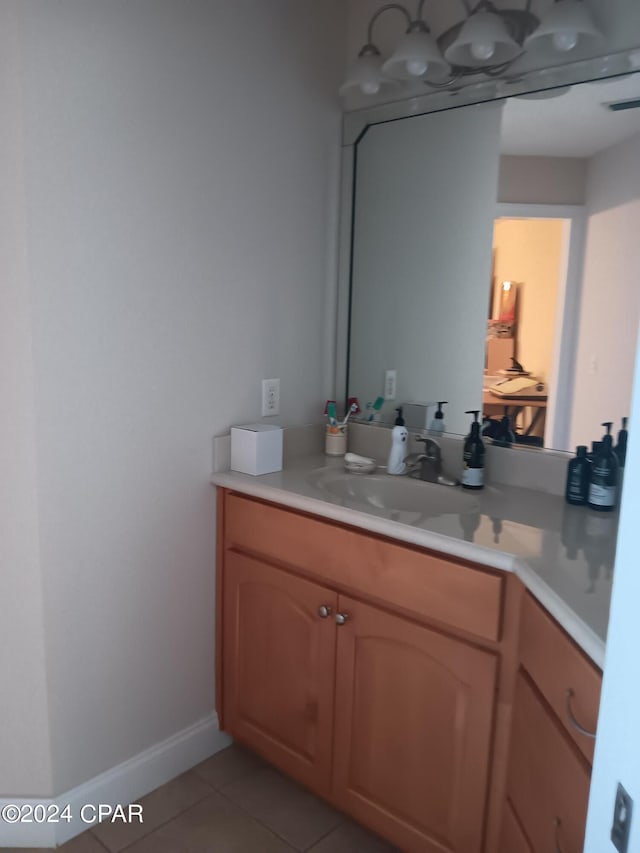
[340,52,389,97]
[445,11,521,68]
[382,30,449,80]
[524,0,601,52]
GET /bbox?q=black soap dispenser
[587,422,619,512]
[429,401,448,436]
[588,440,602,463]
[615,417,628,468]
[462,410,485,490]
[493,407,515,448]
[565,446,589,506]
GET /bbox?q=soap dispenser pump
[462,410,485,490]
[387,407,408,476]
[587,422,619,512]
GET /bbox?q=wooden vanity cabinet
[500,594,602,853]
[217,490,602,853]
[504,673,591,853]
[218,490,502,853]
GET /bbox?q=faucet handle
[415,434,440,446]
[414,435,441,459]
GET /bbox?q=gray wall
[0,3,53,797]
[498,156,587,205]
[570,131,640,448]
[1,0,344,796]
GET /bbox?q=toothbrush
[327,401,338,426]
[365,396,384,423]
[341,402,357,426]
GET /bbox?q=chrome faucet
[408,436,458,487]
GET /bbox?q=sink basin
[309,471,480,518]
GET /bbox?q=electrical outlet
[384,369,397,400]
[612,783,633,853]
[262,378,280,417]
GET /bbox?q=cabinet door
[499,802,533,853]
[332,596,498,853]
[223,552,337,795]
[507,673,591,853]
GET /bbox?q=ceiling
[500,72,640,157]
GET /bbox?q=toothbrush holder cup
[325,423,348,456]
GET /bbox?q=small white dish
[344,453,377,475]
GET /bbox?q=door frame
[494,203,587,451]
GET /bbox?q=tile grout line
[86,830,112,853]
[101,757,291,853]
[209,762,345,853]
[97,775,218,853]
[212,765,344,852]
[212,784,303,851]
[100,750,259,852]
[301,820,344,852]
[83,750,344,853]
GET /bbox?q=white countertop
[212,455,615,668]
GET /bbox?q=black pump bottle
[587,422,619,512]
[615,417,628,468]
[462,410,485,491]
[565,446,589,506]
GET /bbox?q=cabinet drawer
[224,493,504,642]
[520,594,601,762]
[507,673,591,853]
[499,802,532,853]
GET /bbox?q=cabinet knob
[335,612,350,625]
[566,688,597,738]
[318,605,333,619]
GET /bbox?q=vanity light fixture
[524,0,601,53]
[341,0,603,97]
[340,0,449,96]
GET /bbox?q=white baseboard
[0,712,231,848]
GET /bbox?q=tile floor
[6,744,399,853]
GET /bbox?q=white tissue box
[403,403,430,430]
[230,423,283,476]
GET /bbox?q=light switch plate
[384,369,397,400]
[262,378,280,417]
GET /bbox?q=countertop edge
[212,471,606,669]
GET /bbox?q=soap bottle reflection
[460,511,481,543]
[490,516,502,544]
[561,504,586,560]
[583,509,616,593]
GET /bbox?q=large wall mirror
[345,71,640,451]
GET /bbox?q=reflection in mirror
[484,213,572,449]
[348,101,504,437]
[347,72,640,451]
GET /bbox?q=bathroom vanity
[212,459,608,853]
